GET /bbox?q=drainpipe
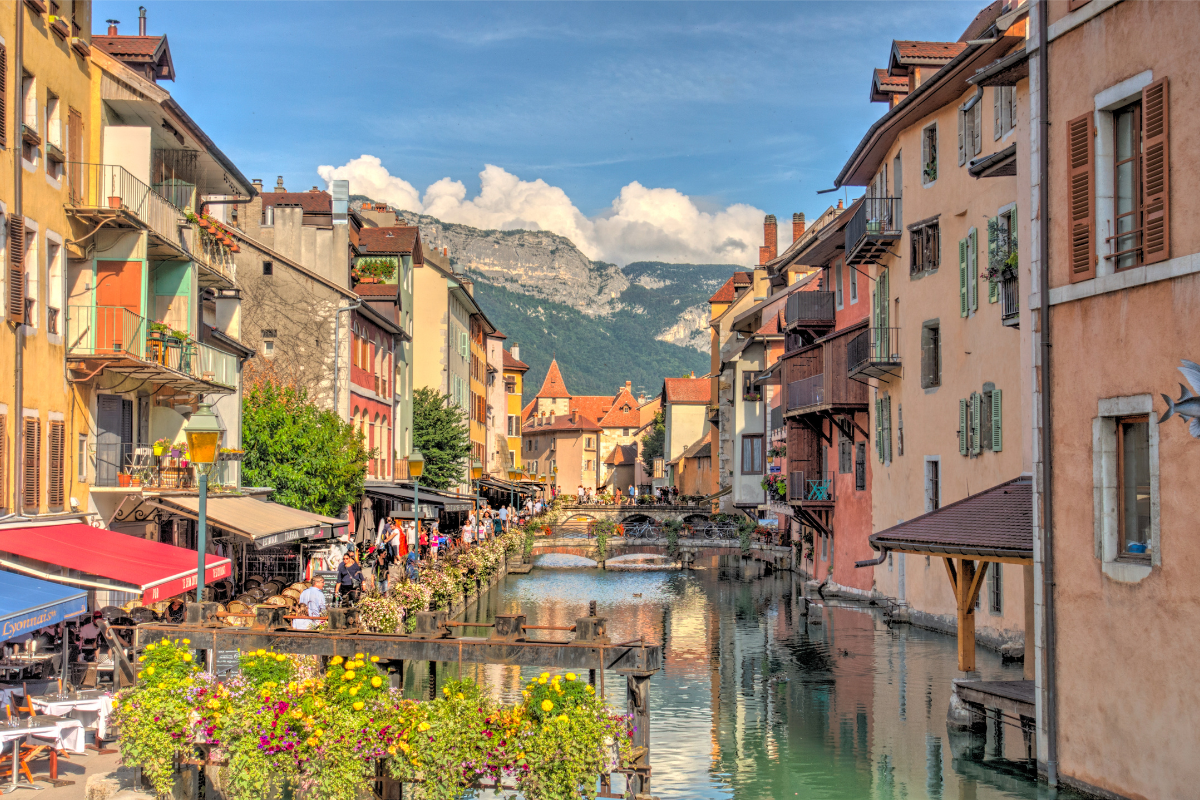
[854,548,888,568]
[1037,0,1059,787]
[11,0,24,518]
[332,301,362,420]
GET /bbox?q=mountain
[355,202,740,403]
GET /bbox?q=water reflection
[405,565,1081,800]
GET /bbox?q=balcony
[1000,272,1019,327]
[847,327,902,381]
[65,163,235,288]
[770,404,784,434]
[845,197,902,267]
[787,374,825,413]
[90,442,241,490]
[788,470,835,505]
[785,290,836,330]
[66,305,237,394]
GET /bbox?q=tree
[242,379,370,516]
[413,387,471,490]
[640,410,665,473]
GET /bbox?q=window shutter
[957,109,965,166]
[969,229,979,311]
[22,417,40,510]
[1066,113,1095,281]
[991,389,1003,452]
[875,398,884,463]
[8,216,24,323]
[970,392,982,456]
[923,131,931,177]
[0,44,7,150]
[994,87,1001,140]
[879,270,889,328]
[0,413,6,511]
[882,396,892,464]
[1141,77,1169,265]
[987,217,999,302]
[973,100,983,155]
[47,420,64,507]
[959,239,968,317]
[959,399,968,456]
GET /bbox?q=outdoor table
[30,692,113,742]
[0,715,83,793]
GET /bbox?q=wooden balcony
[785,290,836,331]
[783,324,870,417]
[845,197,902,267]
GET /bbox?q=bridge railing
[542,522,741,540]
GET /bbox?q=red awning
[0,523,232,604]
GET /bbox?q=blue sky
[97,1,980,264]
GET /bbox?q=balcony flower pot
[169,448,181,459]
[107,196,122,210]
[130,476,142,488]
[118,474,132,488]
[229,243,240,254]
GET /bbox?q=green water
[411,559,1081,800]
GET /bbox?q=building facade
[502,343,529,471]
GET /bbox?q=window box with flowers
[352,257,398,284]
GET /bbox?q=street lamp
[409,449,425,535]
[184,403,224,604]
[507,465,521,510]
[470,459,484,521]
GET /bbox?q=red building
[348,302,403,482]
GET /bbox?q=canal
[412,558,1081,800]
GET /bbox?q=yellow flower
[275,654,287,662]
[292,709,304,719]
[349,687,359,696]
[518,752,525,760]
[331,656,344,665]
[585,685,595,695]
[370,656,380,662]
[343,671,355,681]
[417,722,431,732]
[352,701,364,711]
[111,699,119,708]
[256,649,266,656]
[355,652,364,659]
[537,677,547,685]
[398,742,410,753]
[146,643,156,651]
[371,677,383,688]
[387,745,397,755]
[316,728,325,736]
[182,654,193,662]
[182,639,191,645]
[138,656,145,663]
[146,666,155,675]
[540,672,549,680]
[541,699,554,712]
[306,737,317,747]
[565,673,576,681]
[443,687,450,696]
[137,671,144,679]
[556,714,569,724]
[522,691,530,699]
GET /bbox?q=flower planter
[118,474,132,488]
[107,196,122,210]
[153,445,165,457]
[197,219,211,229]
[229,243,240,253]
[169,448,181,459]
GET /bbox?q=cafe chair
[0,740,58,784]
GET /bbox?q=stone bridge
[554,503,715,526]
[530,535,793,571]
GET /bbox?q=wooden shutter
[994,87,1001,140]
[959,239,968,317]
[973,101,983,156]
[875,398,884,462]
[959,399,968,456]
[987,217,999,303]
[958,107,965,166]
[68,107,83,200]
[882,396,892,464]
[8,216,24,322]
[1141,78,1169,265]
[969,229,979,311]
[970,392,982,456]
[22,417,40,510]
[0,413,6,511]
[991,389,1003,452]
[47,420,64,507]
[0,44,7,150]
[1067,113,1095,281]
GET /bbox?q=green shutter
[991,389,1003,452]
[987,217,999,303]
[876,398,884,462]
[970,392,982,456]
[959,239,968,317]
[959,399,968,456]
[883,396,893,464]
[969,229,979,312]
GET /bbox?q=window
[742,371,762,401]
[957,228,979,316]
[44,91,62,180]
[1112,101,1142,270]
[21,73,38,165]
[994,86,1017,139]
[849,259,858,304]
[23,225,38,327]
[958,96,983,165]
[585,460,593,472]
[920,322,941,389]
[838,428,852,474]
[504,377,516,393]
[1118,416,1151,560]
[261,329,276,358]
[875,395,892,464]
[921,123,938,184]
[77,433,87,482]
[21,416,40,511]
[855,443,866,491]
[834,260,844,308]
[988,562,1003,615]
[741,434,764,474]
[585,436,594,449]
[508,415,519,437]
[909,220,940,275]
[987,207,1018,304]
[821,533,828,561]
[262,260,273,276]
[924,458,940,513]
[509,450,516,466]
[47,420,64,508]
[46,238,61,335]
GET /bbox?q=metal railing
[847,327,901,375]
[845,197,902,257]
[787,374,825,411]
[788,471,835,502]
[1000,273,1019,324]
[770,404,784,432]
[67,163,184,246]
[67,305,237,389]
[785,290,836,327]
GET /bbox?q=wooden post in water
[620,670,654,798]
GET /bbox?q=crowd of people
[568,484,680,505]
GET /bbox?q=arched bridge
[530,521,793,571]
[554,503,715,527]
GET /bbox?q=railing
[67,163,185,249]
[847,327,901,376]
[787,374,825,412]
[394,458,411,481]
[67,305,237,389]
[91,442,194,489]
[1000,272,1019,324]
[770,404,784,433]
[785,291,836,327]
[845,197,902,260]
[788,470,835,502]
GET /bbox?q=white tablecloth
[0,717,84,753]
[31,696,113,741]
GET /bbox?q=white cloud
[316,156,766,266]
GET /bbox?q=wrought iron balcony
[847,327,902,380]
[845,197,902,267]
[1000,272,1019,327]
[788,470,835,504]
[787,374,825,413]
[785,290,836,329]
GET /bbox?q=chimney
[106,19,119,35]
[511,343,520,362]
[792,212,805,243]
[311,186,320,193]
[625,381,632,392]
[571,411,578,425]
[275,176,286,193]
[759,214,777,265]
[138,6,147,36]
[690,371,696,379]
[837,199,844,211]
[251,178,263,193]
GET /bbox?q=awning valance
[0,572,88,641]
[0,523,231,603]
[370,484,475,514]
[155,496,348,549]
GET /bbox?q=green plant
[662,517,682,556]
[737,516,755,555]
[592,518,616,561]
[169,328,189,342]
[639,411,665,473]
[352,257,398,282]
[923,161,937,182]
[240,647,297,688]
[412,387,471,490]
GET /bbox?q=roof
[663,377,712,405]
[503,349,530,372]
[522,411,602,433]
[872,68,911,102]
[534,360,572,398]
[0,572,87,638]
[604,444,639,466]
[598,386,641,428]
[262,190,332,213]
[354,283,399,297]
[0,523,231,603]
[91,34,175,81]
[868,476,1033,560]
[891,40,968,69]
[730,271,819,333]
[158,497,347,549]
[783,199,863,270]
[680,433,713,461]
[708,271,754,303]
[490,330,507,340]
[359,226,422,256]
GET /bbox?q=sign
[769,465,781,474]
[141,560,232,604]
[314,571,339,609]
[213,649,241,676]
[255,525,322,550]
[0,595,87,639]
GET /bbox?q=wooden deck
[957,679,1035,720]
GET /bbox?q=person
[418,525,429,560]
[374,543,392,595]
[463,520,474,548]
[405,552,419,582]
[335,553,364,604]
[294,576,327,630]
[77,612,103,661]
[406,520,418,558]
[615,486,622,505]
[430,529,439,562]
[671,485,679,503]
[498,504,508,532]
[628,484,636,503]
[166,597,186,624]
[493,510,503,537]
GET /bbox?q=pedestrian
[430,530,440,562]
[418,525,428,560]
[166,597,186,624]
[615,486,623,505]
[294,576,327,630]
[628,483,636,503]
[463,520,474,548]
[405,520,417,559]
[672,485,679,503]
[336,552,364,605]
[499,504,508,532]
[374,544,392,595]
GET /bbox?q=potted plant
[153,437,171,457]
[169,329,189,344]
[107,195,122,210]
[118,472,132,488]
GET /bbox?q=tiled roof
[571,396,613,423]
[491,330,507,340]
[359,226,421,255]
[708,271,754,304]
[755,311,784,337]
[503,350,529,372]
[893,41,968,62]
[522,412,602,433]
[598,386,641,428]
[680,433,712,460]
[875,68,909,90]
[534,360,571,398]
[262,191,332,213]
[663,377,711,405]
[354,283,398,297]
[92,35,164,58]
[604,444,639,466]
[869,476,1032,558]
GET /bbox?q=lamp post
[409,449,425,537]
[507,465,521,510]
[470,459,484,524]
[184,403,224,604]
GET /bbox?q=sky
[97,1,980,265]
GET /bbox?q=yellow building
[502,343,529,470]
[0,0,96,518]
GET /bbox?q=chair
[130,447,156,485]
[0,740,57,784]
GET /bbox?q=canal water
[409,558,1081,800]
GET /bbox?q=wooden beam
[885,547,1032,566]
[943,556,958,594]
[955,558,987,673]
